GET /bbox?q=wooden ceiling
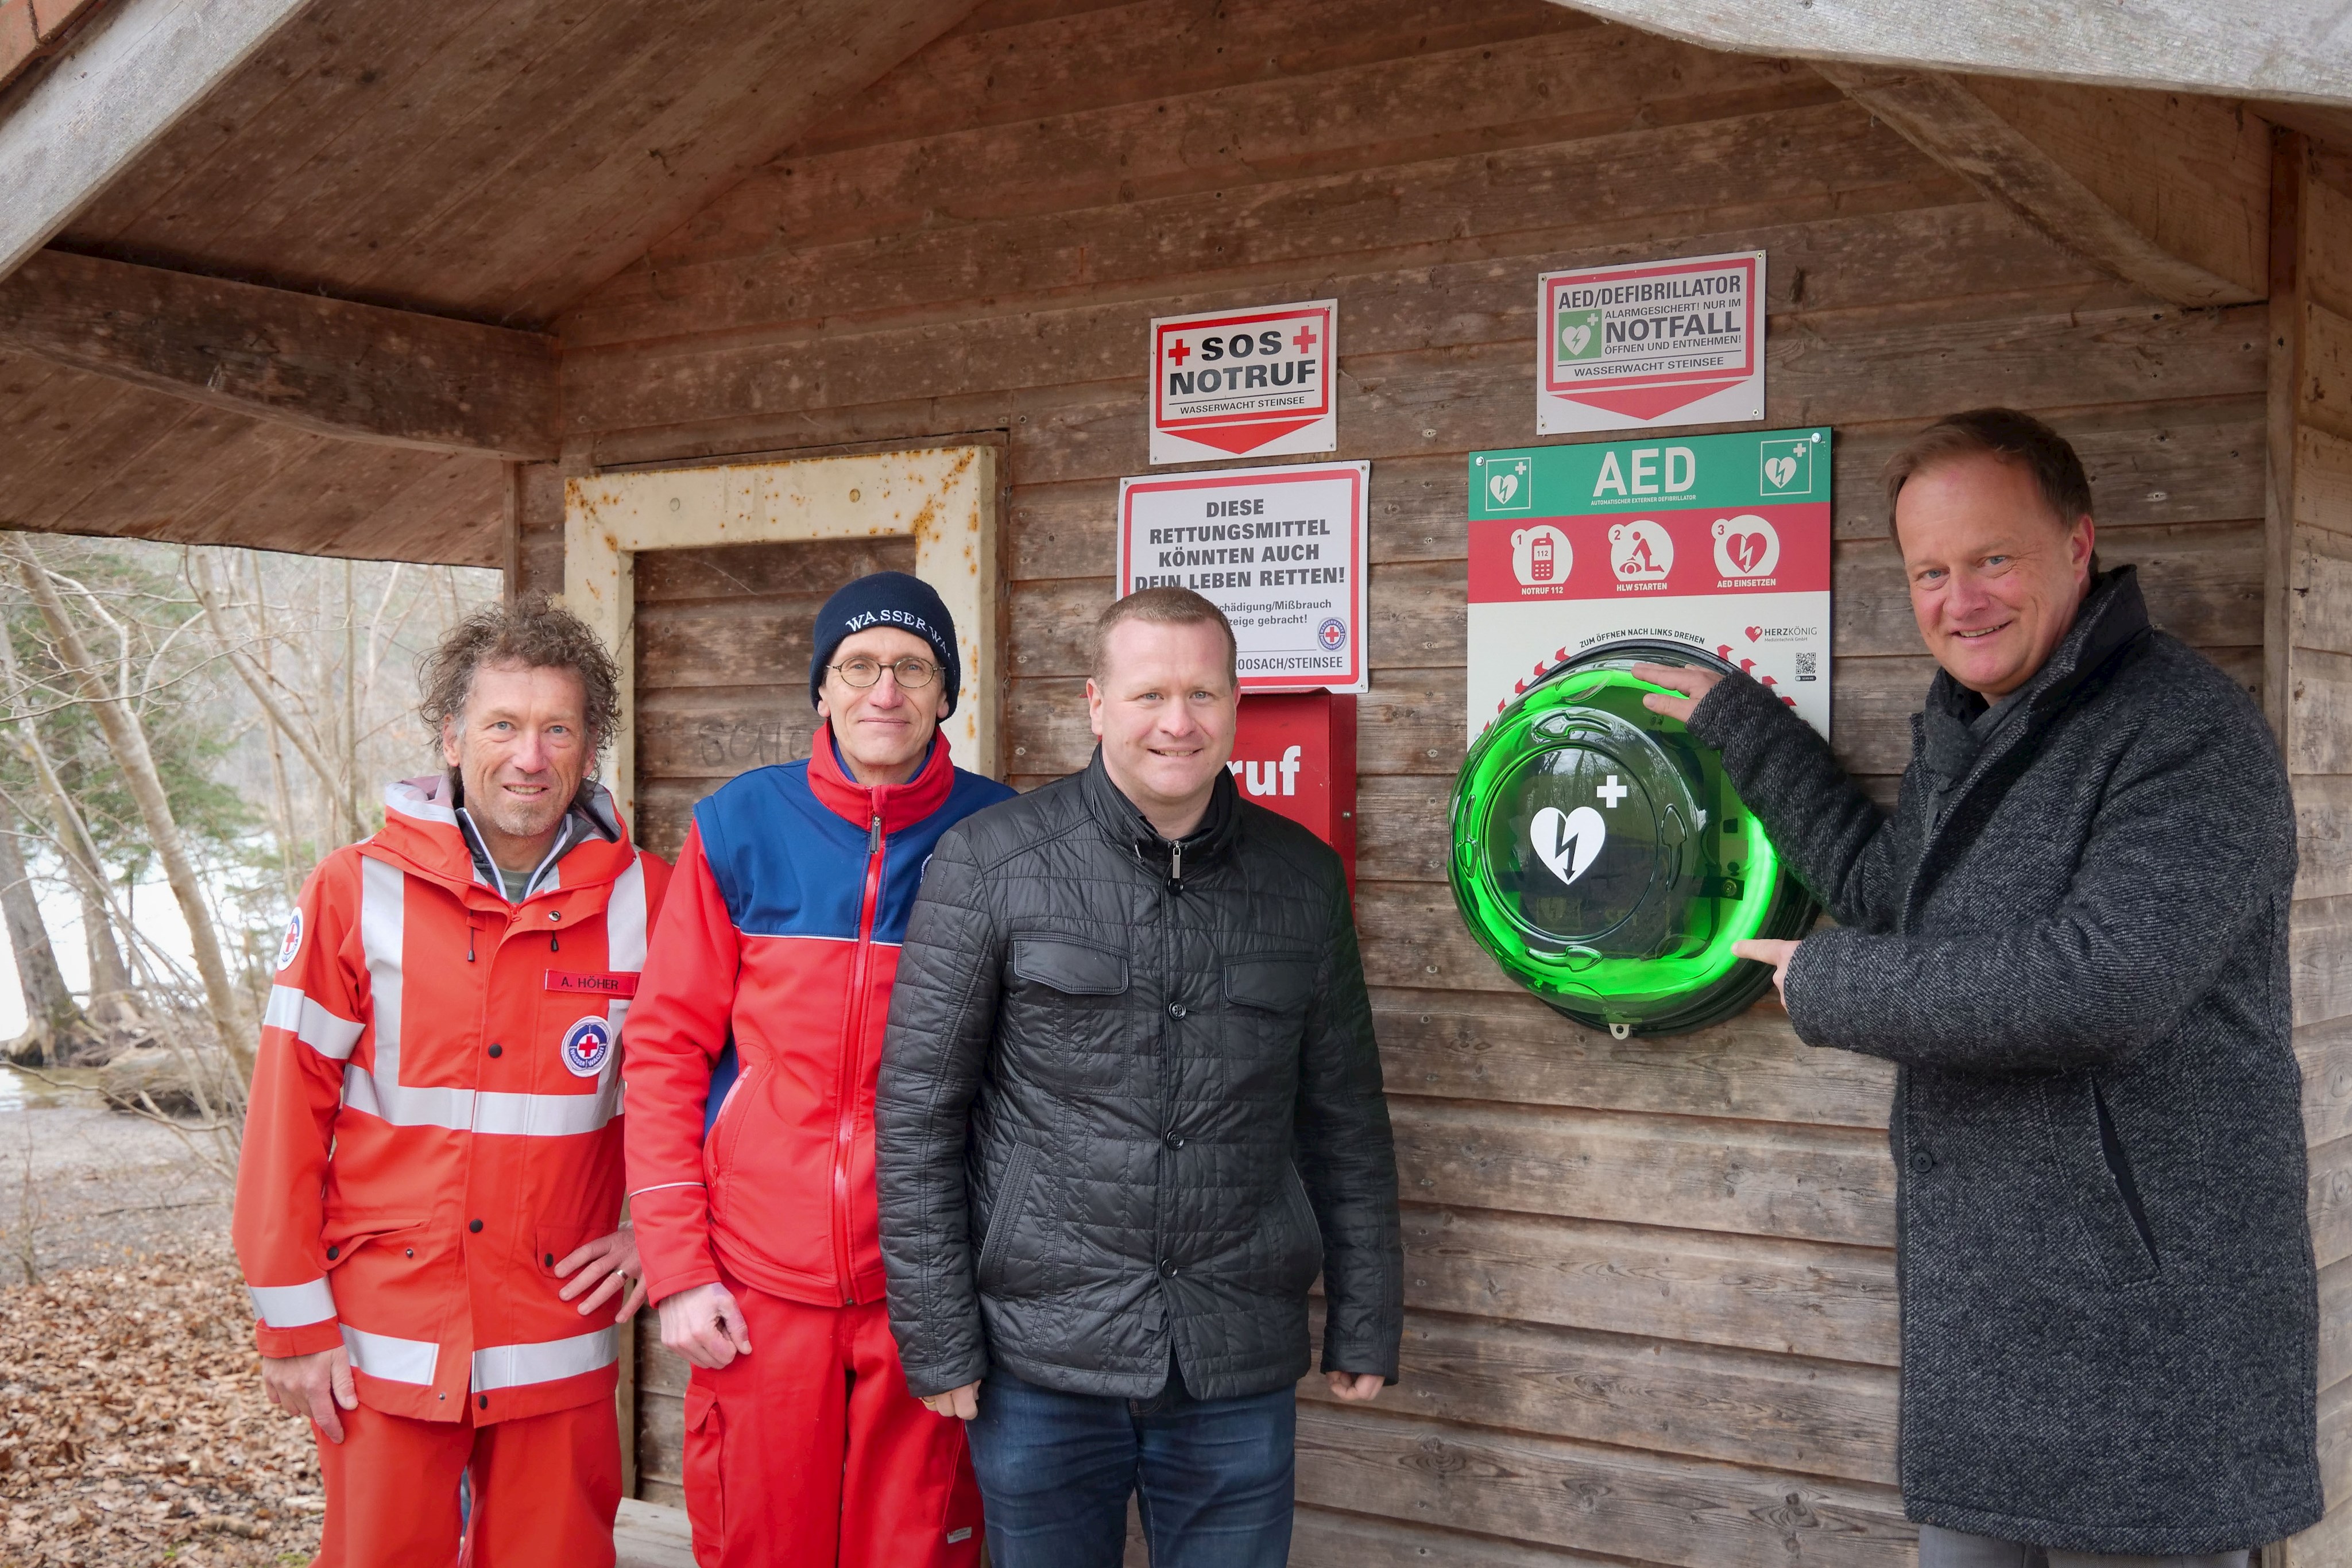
[0,0,982,566]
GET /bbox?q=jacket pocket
[2042,1077,2160,1286]
[1009,938,1132,1089]
[1224,956,1316,1016]
[534,1225,605,1280]
[975,1143,1040,1292]
[705,1059,765,1217]
[1280,1161,1325,1290]
[682,1382,725,1559]
[320,1217,431,1271]
[1012,936,1128,995]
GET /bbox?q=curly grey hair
[418,595,621,777]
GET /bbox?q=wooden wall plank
[1293,1403,1912,1568]
[2315,1132,2352,1274]
[1306,1304,1899,1485]
[1399,1205,1896,1366]
[2297,776,2352,902]
[2293,651,2352,776]
[2295,525,2352,657]
[635,23,1837,274]
[566,98,1931,351]
[2295,893,2352,1029]
[797,0,1595,155]
[1390,1096,1894,1248]
[1291,1504,1624,1568]
[2300,426,2352,540]
[2305,303,2352,448]
[2302,1017,2352,1150]
[1370,988,1894,1130]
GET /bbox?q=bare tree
[4,539,254,1081]
[0,791,96,1065]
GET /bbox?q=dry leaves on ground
[0,1250,321,1567]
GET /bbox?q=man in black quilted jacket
[875,586,1402,1568]
[1642,409,2320,1567]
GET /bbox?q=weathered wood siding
[2276,137,2352,1568]
[515,1,2288,1558]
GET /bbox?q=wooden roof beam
[0,249,559,459]
[0,0,312,282]
[1816,67,2270,307]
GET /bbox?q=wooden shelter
[3,0,2350,1562]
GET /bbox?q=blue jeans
[965,1362,1297,1568]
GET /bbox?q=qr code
[1795,651,1817,681]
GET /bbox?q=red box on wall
[1229,692,1357,891]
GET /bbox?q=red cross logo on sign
[1166,339,1191,366]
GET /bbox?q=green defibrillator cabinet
[1448,641,1818,1037]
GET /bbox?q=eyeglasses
[829,656,940,689]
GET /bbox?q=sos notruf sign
[1465,426,1831,740]
[1538,250,1765,434]
[1150,299,1336,464]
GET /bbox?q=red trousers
[683,1287,982,1568]
[311,1395,621,1567]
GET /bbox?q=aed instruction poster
[1465,427,1831,740]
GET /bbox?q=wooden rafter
[1817,65,2268,307]
[0,249,559,459]
[0,0,312,281]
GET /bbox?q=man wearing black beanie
[624,570,1013,1567]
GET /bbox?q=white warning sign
[1537,250,1765,435]
[1117,461,1368,693]
[1149,300,1336,465]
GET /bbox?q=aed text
[1560,274,1743,309]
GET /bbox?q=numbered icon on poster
[1607,520,1673,583]
[1510,525,1571,587]
[1712,513,1780,579]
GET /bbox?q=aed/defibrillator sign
[1150,299,1336,464]
[1117,460,1369,692]
[1465,426,1831,740]
[1537,250,1765,434]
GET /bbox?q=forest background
[0,533,498,1168]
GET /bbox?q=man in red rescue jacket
[626,572,1013,1567]
[233,598,671,1567]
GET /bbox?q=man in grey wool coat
[1641,408,2321,1568]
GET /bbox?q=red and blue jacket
[624,730,1013,1307]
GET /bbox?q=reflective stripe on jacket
[231,776,674,1425]
[624,731,1013,1308]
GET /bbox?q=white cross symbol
[1596,775,1629,808]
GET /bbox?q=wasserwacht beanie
[807,571,961,718]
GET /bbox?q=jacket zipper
[831,807,887,1303]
